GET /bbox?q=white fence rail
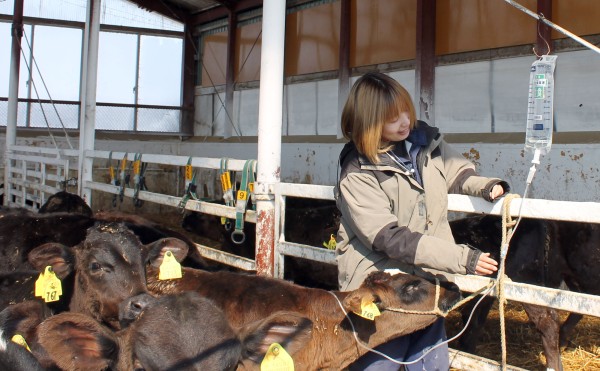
[4,145,79,210]
[7,145,600,370]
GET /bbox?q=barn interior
[2,0,600,369]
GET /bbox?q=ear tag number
[260,343,294,371]
[41,267,62,303]
[11,334,31,352]
[354,299,381,321]
[35,266,62,302]
[159,250,182,280]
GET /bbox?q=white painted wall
[2,136,598,203]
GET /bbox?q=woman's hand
[489,184,505,201]
[475,252,498,276]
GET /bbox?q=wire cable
[21,29,74,150]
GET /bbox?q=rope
[498,193,521,370]
[384,279,494,316]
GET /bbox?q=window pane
[97,31,137,104]
[17,102,29,127]
[96,105,134,130]
[29,25,82,101]
[29,102,79,129]
[0,22,11,97]
[138,35,182,106]
[137,107,180,132]
[0,0,86,22]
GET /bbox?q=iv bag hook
[533,12,551,58]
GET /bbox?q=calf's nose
[119,293,155,327]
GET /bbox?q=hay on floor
[446,301,600,370]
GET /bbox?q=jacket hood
[339,141,357,168]
[410,120,440,146]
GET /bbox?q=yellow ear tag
[322,234,337,250]
[34,268,47,297]
[159,250,182,280]
[11,334,31,352]
[354,299,381,321]
[42,267,62,303]
[220,216,227,225]
[260,343,294,371]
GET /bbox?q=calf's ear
[0,300,50,343]
[362,271,392,286]
[342,290,378,315]
[144,237,189,267]
[38,312,119,371]
[238,311,313,363]
[28,243,74,279]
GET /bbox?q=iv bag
[525,55,557,155]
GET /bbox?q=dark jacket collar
[409,120,439,146]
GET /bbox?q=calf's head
[38,191,93,217]
[343,271,461,335]
[38,292,312,371]
[27,222,189,329]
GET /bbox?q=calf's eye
[398,279,427,304]
[90,262,102,271]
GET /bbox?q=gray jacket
[335,121,509,291]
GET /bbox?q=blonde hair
[341,72,417,164]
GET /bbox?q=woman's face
[381,111,411,142]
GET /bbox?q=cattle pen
[2,0,600,370]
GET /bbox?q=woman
[335,72,509,370]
